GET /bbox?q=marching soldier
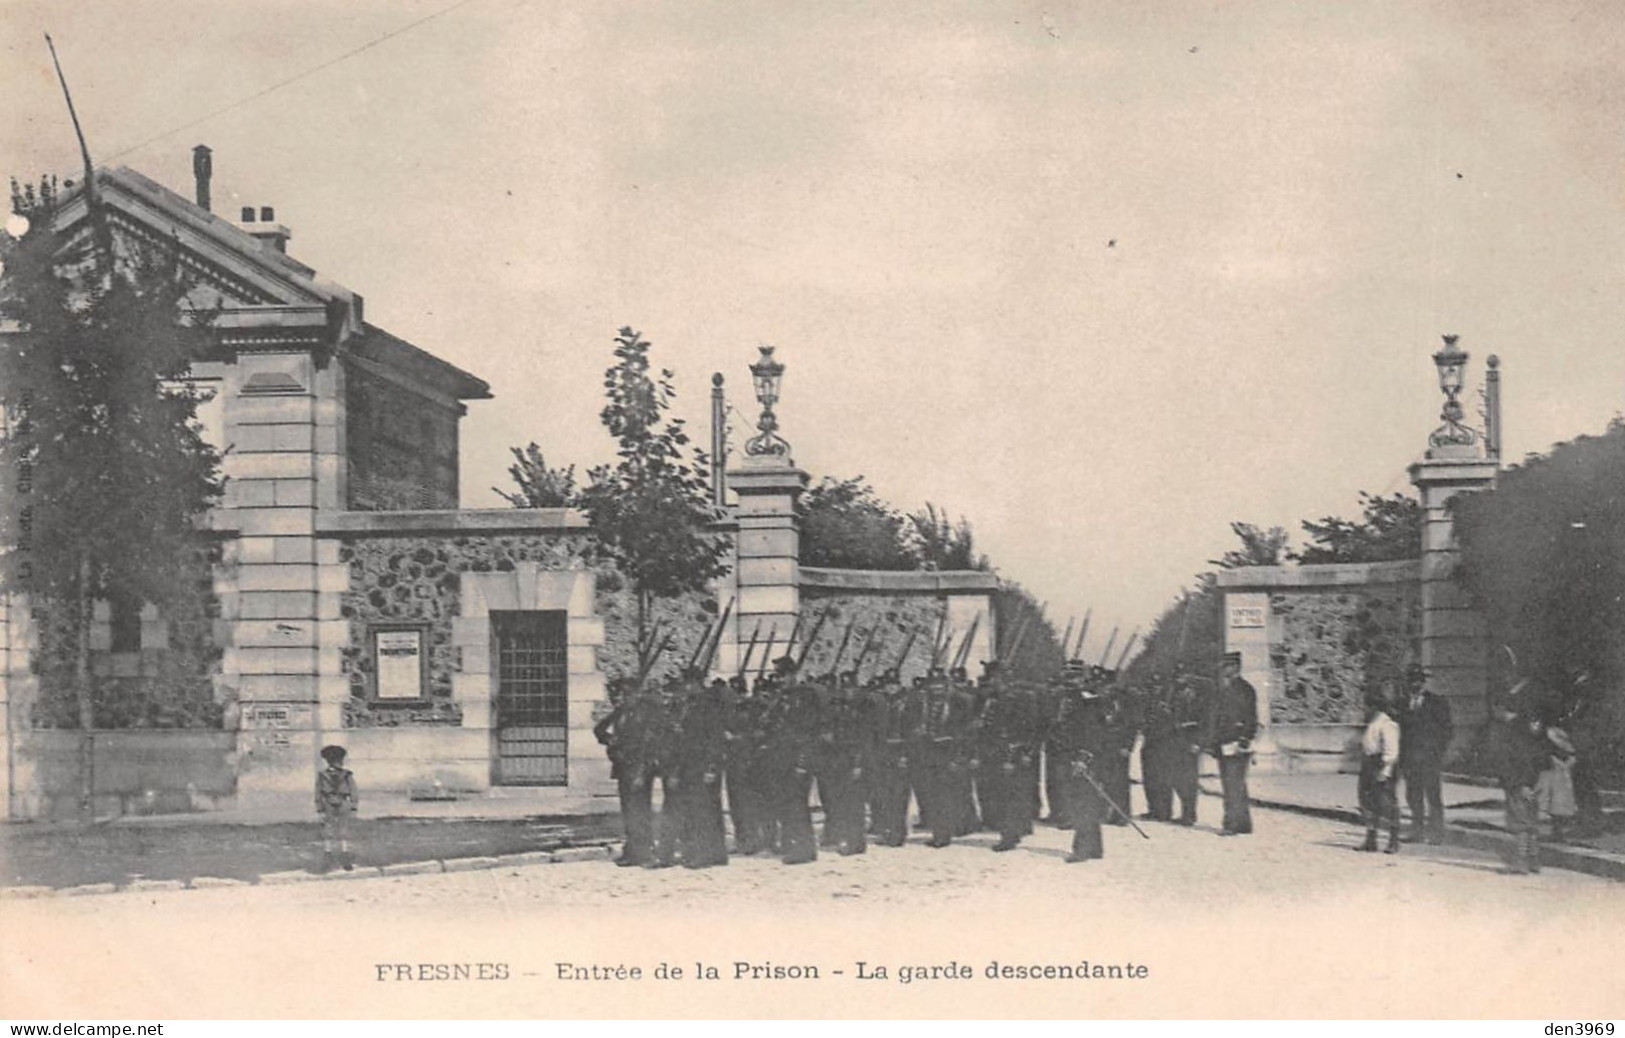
[766,655,821,864]
[1138,679,1177,822]
[594,677,656,867]
[1097,670,1136,826]
[816,671,872,855]
[674,674,731,868]
[644,677,684,867]
[1052,663,1112,862]
[1169,673,1205,825]
[725,674,773,855]
[1210,651,1259,836]
[916,668,976,847]
[872,669,918,846]
[976,661,1045,851]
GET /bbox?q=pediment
[53,167,360,322]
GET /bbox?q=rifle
[688,596,734,672]
[737,619,763,680]
[1073,609,1093,662]
[928,611,949,670]
[951,615,981,671]
[891,625,920,675]
[757,626,778,683]
[1115,628,1139,671]
[849,623,879,680]
[796,609,828,669]
[1058,618,1075,664]
[637,619,666,671]
[1171,590,1192,678]
[783,611,808,667]
[826,615,859,677]
[930,619,955,671]
[697,597,734,674]
[638,630,675,689]
[1098,625,1119,668]
[1003,614,1031,664]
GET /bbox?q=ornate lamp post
[1428,334,1478,450]
[745,345,790,458]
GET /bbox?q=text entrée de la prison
[373,960,1151,985]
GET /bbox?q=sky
[3,0,1624,655]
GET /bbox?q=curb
[0,840,620,899]
[1240,793,1625,882]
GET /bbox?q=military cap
[320,744,347,765]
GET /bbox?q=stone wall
[789,592,946,680]
[337,529,714,727]
[9,729,237,820]
[1270,582,1421,725]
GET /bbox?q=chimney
[235,203,291,253]
[192,145,212,212]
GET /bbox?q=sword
[1073,754,1150,840]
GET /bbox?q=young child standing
[316,744,358,873]
[1536,727,1578,844]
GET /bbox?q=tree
[0,177,224,819]
[797,475,918,570]
[495,442,578,508]
[578,328,730,644]
[908,502,989,571]
[1209,521,1289,569]
[1291,492,1422,564]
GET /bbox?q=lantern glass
[749,347,783,409]
[1437,360,1463,395]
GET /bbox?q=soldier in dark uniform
[722,675,762,854]
[816,671,872,855]
[872,669,917,846]
[594,678,655,867]
[1399,663,1453,844]
[1210,652,1259,836]
[951,665,985,836]
[674,675,730,868]
[1484,682,1549,874]
[1138,680,1177,822]
[644,677,683,867]
[1097,671,1136,826]
[918,668,976,847]
[1052,669,1111,862]
[977,661,1046,851]
[766,656,821,864]
[1169,674,1205,825]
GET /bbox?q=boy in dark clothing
[316,744,358,873]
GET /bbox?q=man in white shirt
[1357,683,1402,854]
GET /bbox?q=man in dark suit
[1052,664,1111,862]
[1399,663,1453,844]
[1209,651,1258,836]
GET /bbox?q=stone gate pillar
[1408,337,1498,740]
[723,453,808,675]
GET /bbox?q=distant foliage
[1291,492,1422,564]
[1209,521,1289,569]
[797,475,918,571]
[908,502,989,571]
[496,442,579,508]
[992,583,1065,681]
[1453,422,1625,686]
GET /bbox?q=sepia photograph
[1,0,1624,1023]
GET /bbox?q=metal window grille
[493,611,569,786]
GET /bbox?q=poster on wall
[374,628,424,700]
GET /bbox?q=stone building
[0,154,996,819]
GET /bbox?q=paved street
[4,804,1621,1019]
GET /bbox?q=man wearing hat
[1051,669,1111,862]
[1399,663,1453,844]
[766,655,821,864]
[1210,651,1258,836]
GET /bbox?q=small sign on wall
[1228,605,1266,629]
[375,627,427,701]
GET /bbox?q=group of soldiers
[592,617,1263,869]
